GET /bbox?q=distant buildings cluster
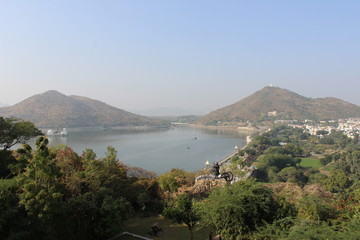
[288,118,360,138]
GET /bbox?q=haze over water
[46,126,250,174]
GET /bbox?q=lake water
[45,126,251,174]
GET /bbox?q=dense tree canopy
[0,132,165,239]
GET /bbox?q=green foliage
[0,150,15,178]
[334,150,360,177]
[0,137,163,240]
[277,167,308,186]
[130,178,163,214]
[18,136,64,220]
[297,196,338,222]
[96,195,130,237]
[158,169,195,192]
[230,154,240,163]
[0,117,43,150]
[307,172,328,184]
[164,194,200,240]
[8,144,33,176]
[287,221,338,240]
[257,153,297,170]
[320,154,333,166]
[319,136,335,145]
[255,153,301,182]
[283,143,304,157]
[83,146,129,199]
[197,180,278,240]
[252,135,273,151]
[0,116,41,178]
[245,147,257,156]
[0,179,19,238]
[266,144,304,158]
[324,169,350,193]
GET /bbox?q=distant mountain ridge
[0,90,167,128]
[198,87,360,125]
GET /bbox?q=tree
[130,178,163,214]
[17,136,65,238]
[81,146,131,238]
[54,147,83,197]
[157,169,195,193]
[196,180,277,240]
[0,117,42,150]
[83,146,129,199]
[0,178,30,239]
[255,153,300,181]
[277,167,308,186]
[0,117,41,178]
[320,154,333,166]
[325,169,350,193]
[257,153,297,171]
[284,143,304,157]
[297,196,337,222]
[164,194,199,240]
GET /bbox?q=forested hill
[197,86,360,125]
[0,90,167,128]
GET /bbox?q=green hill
[0,90,167,128]
[198,86,360,125]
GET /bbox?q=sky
[1,1,359,115]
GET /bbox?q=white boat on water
[60,128,67,136]
[46,129,55,135]
[46,128,68,136]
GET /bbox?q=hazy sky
[1,1,359,114]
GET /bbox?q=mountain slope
[0,90,166,128]
[198,87,360,124]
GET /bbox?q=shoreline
[175,123,262,133]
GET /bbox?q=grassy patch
[324,164,334,171]
[121,215,211,240]
[300,158,322,169]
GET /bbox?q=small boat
[46,129,55,135]
[60,128,68,136]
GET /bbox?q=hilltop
[197,86,360,125]
[0,90,167,128]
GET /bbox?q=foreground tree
[0,117,42,178]
[197,180,278,240]
[0,117,42,150]
[164,193,199,240]
[81,146,131,238]
[17,136,65,238]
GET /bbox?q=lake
[45,126,252,174]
